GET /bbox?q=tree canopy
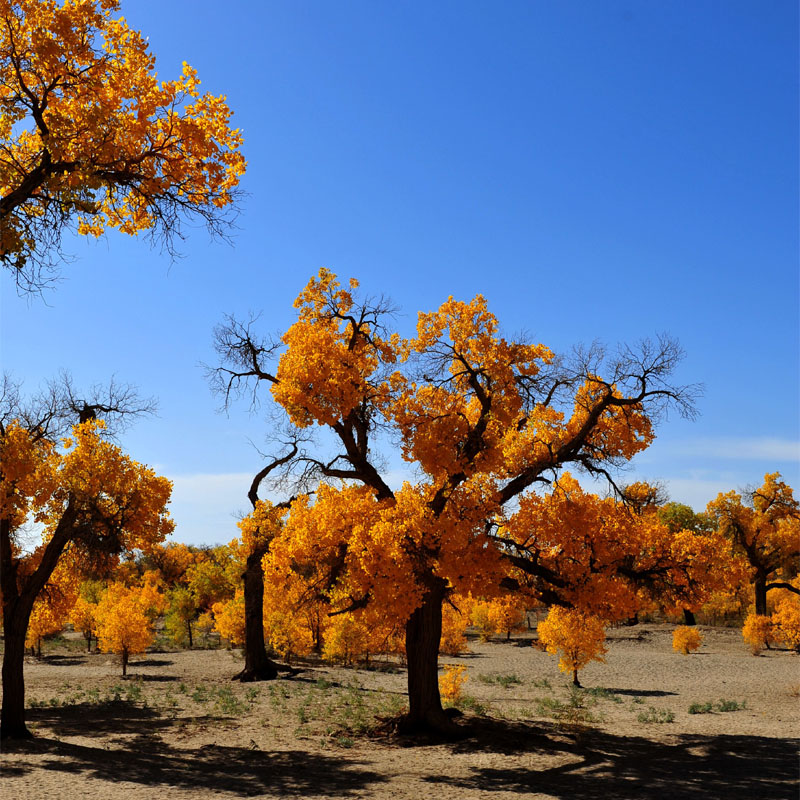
[214,269,715,734]
[0,0,245,290]
[0,378,173,738]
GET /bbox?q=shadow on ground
[425,717,799,799]
[7,706,797,799]
[5,710,386,798]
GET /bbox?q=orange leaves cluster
[741,613,774,655]
[771,597,800,651]
[468,595,527,641]
[0,0,245,276]
[211,590,246,647]
[273,270,394,428]
[95,582,155,670]
[0,422,58,536]
[707,473,799,593]
[438,664,467,704]
[237,500,287,556]
[53,421,174,554]
[502,474,727,621]
[672,626,703,655]
[536,607,607,682]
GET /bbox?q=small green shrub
[716,698,746,712]
[688,702,714,715]
[637,706,675,724]
[215,687,246,715]
[457,694,489,715]
[476,673,522,689]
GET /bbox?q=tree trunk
[1,611,32,739]
[754,574,768,616]
[572,668,581,687]
[122,646,128,677]
[402,581,459,736]
[233,549,279,682]
[1,501,77,738]
[187,619,193,649]
[683,609,696,626]
[86,634,92,652]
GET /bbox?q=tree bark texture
[754,574,768,617]
[1,503,76,738]
[233,549,279,682]
[1,608,32,739]
[403,581,458,735]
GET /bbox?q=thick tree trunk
[1,613,31,739]
[402,581,459,736]
[572,668,580,687]
[1,501,77,739]
[122,647,128,677]
[754,575,768,616]
[233,549,279,682]
[683,609,696,626]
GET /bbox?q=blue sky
[1,0,797,545]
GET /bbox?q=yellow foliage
[537,607,607,684]
[504,475,729,622]
[0,0,245,283]
[771,597,800,651]
[440,601,469,656]
[70,596,98,643]
[707,474,800,609]
[321,613,371,665]
[742,613,774,655]
[212,591,245,647]
[439,664,467,704]
[95,583,154,673]
[672,626,703,655]
[468,599,494,641]
[25,598,66,651]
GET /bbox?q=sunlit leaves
[536,607,607,684]
[0,0,245,287]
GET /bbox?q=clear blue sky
[1,0,797,545]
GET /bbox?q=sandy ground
[1,624,798,799]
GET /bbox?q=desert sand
[1,623,798,799]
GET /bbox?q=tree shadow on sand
[6,712,386,798]
[35,655,88,667]
[27,701,178,737]
[424,717,799,800]
[6,738,386,797]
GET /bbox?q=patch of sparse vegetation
[456,694,490,715]
[215,686,246,716]
[637,706,675,724]
[476,672,522,689]
[584,687,623,703]
[716,698,746,712]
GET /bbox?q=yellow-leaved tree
[537,607,607,687]
[0,0,245,291]
[95,582,154,676]
[707,474,800,616]
[213,270,722,735]
[0,380,173,739]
